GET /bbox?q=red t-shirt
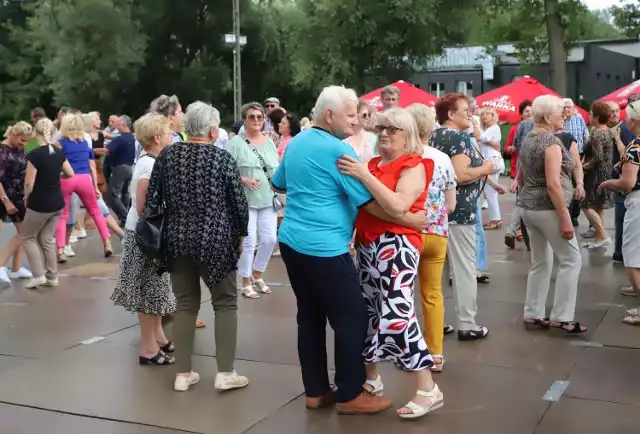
[355,153,434,250]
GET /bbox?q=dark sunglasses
[361,112,370,118]
[266,104,276,108]
[374,125,403,135]
[247,114,264,121]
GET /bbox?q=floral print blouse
[422,146,456,237]
[430,128,483,225]
[0,143,27,204]
[621,139,640,192]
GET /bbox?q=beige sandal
[397,384,444,419]
[622,314,640,325]
[242,285,260,299]
[253,279,271,294]
[430,355,445,372]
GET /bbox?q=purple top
[59,138,94,175]
[0,143,27,203]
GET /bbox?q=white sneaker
[69,235,78,244]
[63,245,76,257]
[174,371,200,392]
[8,267,32,279]
[214,370,249,391]
[25,276,47,289]
[72,228,87,239]
[0,267,11,284]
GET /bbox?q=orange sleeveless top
[355,153,434,250]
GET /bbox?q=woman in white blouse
[344,100,377,163]
[479,108,504,229]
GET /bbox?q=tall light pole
[232,0,242,120]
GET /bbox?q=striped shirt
[564,115,589,154]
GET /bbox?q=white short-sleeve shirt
[125,154,155,231]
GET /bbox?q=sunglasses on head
[374,125,403,135]
[247,114,264,121]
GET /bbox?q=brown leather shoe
[306,392,334,409]
[335,390,392,415]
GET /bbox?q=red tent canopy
[361,80,437,110]
[598,80,640,120]
[598,79,640,109]
[475,77,589,124]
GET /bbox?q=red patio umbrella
[475,77,589,124]
[361,80,437,110]
[598,79,640,120]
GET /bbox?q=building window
[456,81,474,96]
[429,82,445,97]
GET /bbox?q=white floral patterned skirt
[357,232,433,371]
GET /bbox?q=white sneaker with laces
[8,267,32,279]
[69,235,78,244]
[63,245,76,257]
[72,228,87,239]
[174,371,200,392]
[214,371,249,391]
[25,276,47,289]
[0,267,11,284]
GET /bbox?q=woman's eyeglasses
[361,112,370,119]
[266,104,276,109]
[374,125,403,135]
[247,114,264,121]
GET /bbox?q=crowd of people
[0,80,637,420]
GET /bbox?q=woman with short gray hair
[145,101,250,391]
[518,95,585,334]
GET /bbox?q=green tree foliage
[290,0,474,94]
[612,1,640,38]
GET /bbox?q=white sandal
[397,384,444,419]
[364,375,384,395]
[242,285,260,299]
[253,278,271,294]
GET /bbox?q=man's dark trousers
[280,242,367,403]
[107,164,133,224]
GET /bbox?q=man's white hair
[562,98,574,107]
[532,95,564,124]
[312,86,358,123]
[626,100,640,121]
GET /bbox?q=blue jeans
[476,198,487,271]
[614,193,627,258]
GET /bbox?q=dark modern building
[408,37,640,104]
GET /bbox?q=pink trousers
[56,174,110,248]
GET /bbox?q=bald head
[606,101,621,127]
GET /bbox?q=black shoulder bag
[135,154,167,264]
[245,139,284,211]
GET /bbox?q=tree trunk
[544,0,567,96]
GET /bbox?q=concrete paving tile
[0,342,304,434]
[590,306,640,349]
[0,403,188,434]
[565,347,640,405]
[535,398,639,434]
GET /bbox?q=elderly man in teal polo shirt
[272,85,425,415]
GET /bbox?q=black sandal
[444,324,455,335]
[139,351,174,365]
[551,321,587,334]
[523,317,550,329]
[160,341,175,353]
[477,275,490,284]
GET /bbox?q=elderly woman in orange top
[337,108,442,420]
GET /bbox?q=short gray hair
[119,115,132,129]
[381,85,400,98]
[626,100,640,121]
[532,95,564,124]
[150,95,181,117]
[184,101,220,137]
[562,98,574,107]
[312,85,358,122]
[241,102,265,119]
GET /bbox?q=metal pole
[233,0,242,119]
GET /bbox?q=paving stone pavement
[0,188,637,434]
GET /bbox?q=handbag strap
[245,139,274,187]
